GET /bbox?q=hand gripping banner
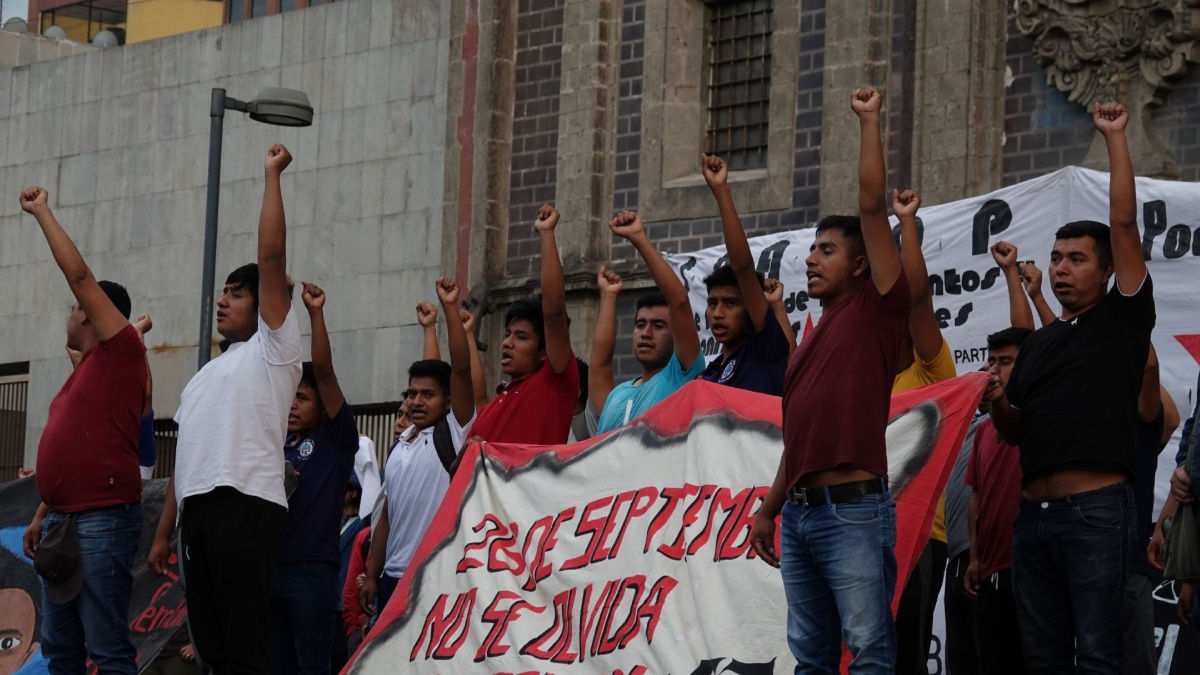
[346,375,987,674]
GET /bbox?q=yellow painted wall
[125,0,223,44]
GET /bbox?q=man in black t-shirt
[983,102,1154,674]
[269,283,359,675]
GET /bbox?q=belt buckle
[794,487,810,507]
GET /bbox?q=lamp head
[248,87,314,127]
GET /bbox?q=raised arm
[991,242,1034,330]
[134,314,154,416]
[258,145,294,330]
[302,282,347,418]
[589,267,622,416]
[701,155,771,332]
[895,189,942,359]
[851,89,903,295]
[1020,263,1058,326]
[1093,102,1146,294]
[435,278,476,426]
[764,279,796,355]
[460,310,490,410]
[20,187,128,341]
[533,205,573,374]
[610,212,702,368]
[416,302,440,360]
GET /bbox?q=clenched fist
[851,87,883,117]
[435,277,461,306]
[301,282,326,310]
[764,278,785,305]
[892,189,920,219]
[609,211,646,242]
[1092,102,1128,136]
[533,204,560,233]
[265,144,293,174]
[19,186,49,215]
[597,266,623,296]
[415,301,438,328]
[701,154,728,189]
[990,241,1018,270]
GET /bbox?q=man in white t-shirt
[359,278,477,619]
[148,144,302,674]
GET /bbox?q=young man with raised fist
[150,144,303,673]
[19,186,147,674]
[751,87,911,673]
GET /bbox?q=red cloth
[472,353,580,445]
[964,417,1022,578]
[343,526,370,635]
[37,324,147,512]
[782,275,911,487]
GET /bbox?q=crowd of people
[13,87,1200,675]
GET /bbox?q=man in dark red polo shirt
[471,204,579,445]
[750,87,911,673]
[18,186,148,674]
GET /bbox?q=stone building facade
[2,0,1199,470]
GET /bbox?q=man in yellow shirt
[891,189,958,675]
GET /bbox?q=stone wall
[0,0,452,463]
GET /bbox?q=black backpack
[431,417,460,476]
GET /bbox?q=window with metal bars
[705,0,773,172]
[0,364,30,484]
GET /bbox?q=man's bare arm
[1093,103,1147,294]
[258,144,294,330]
[852,89,903,295]
[534,205,573,374]
[701,155,771,332]
[993,242,1034,330]
[20,187,128,341]
[896,189,942,359]
[302,282,347,418]
[589,267,622,417]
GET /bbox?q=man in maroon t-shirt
[964,327,1031,675]
[17,186,148,674]
[749,88,912,673]
[472,204,580,445]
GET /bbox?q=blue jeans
[268,561,340,675]
[1011,484,1134,675]
[779,493,898,674]
[40,503,142,675]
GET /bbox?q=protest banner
[346,375,985,674]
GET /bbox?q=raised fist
[990,241,1018,270]
[1020,262,1043,297]
[533,205,560,233]
[609,211,646,241]
[459,308,476,333]
[415,301,438,328]
[265,144,293,174]
[301,282,326,310]
[701,154,728,188]
[764,278,785,305]
[1092,102,1128,135]
[19,186,48,215]
[133,313,153,339]
[851,87,883,116]
[435,277,460,306]
[892,189,921,219]
[597,266,623,296]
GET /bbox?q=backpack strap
[431,417,459,476]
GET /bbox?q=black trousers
[944,551,979,675]
[181,487,286,675]
[974,568,1027,675]
[896,538,948,675]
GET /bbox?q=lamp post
[198,87,313,370]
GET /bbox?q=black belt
[789,478,887,507]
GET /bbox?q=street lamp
[198,87,313,370]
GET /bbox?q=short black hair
[703,265,765,293]
[1055,220,1113,267]
[815,215,866,258]
[408,359,451,397]
[97,280,131,319]
[225,264,260,308]
[636,292,667,312]
[504,298,546,349]
[299,361,318,390]
[987,327,1033,351]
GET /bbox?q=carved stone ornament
[1015,0,1200,177]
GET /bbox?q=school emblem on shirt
[719,358,737,383]
[298,439,315,459]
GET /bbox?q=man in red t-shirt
[964,327,1031,675]
[17,186,148,674]
[471,204,579,445]
[749,88,912,673]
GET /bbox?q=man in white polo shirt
[148,144,302,673]
[360,277,476,619]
